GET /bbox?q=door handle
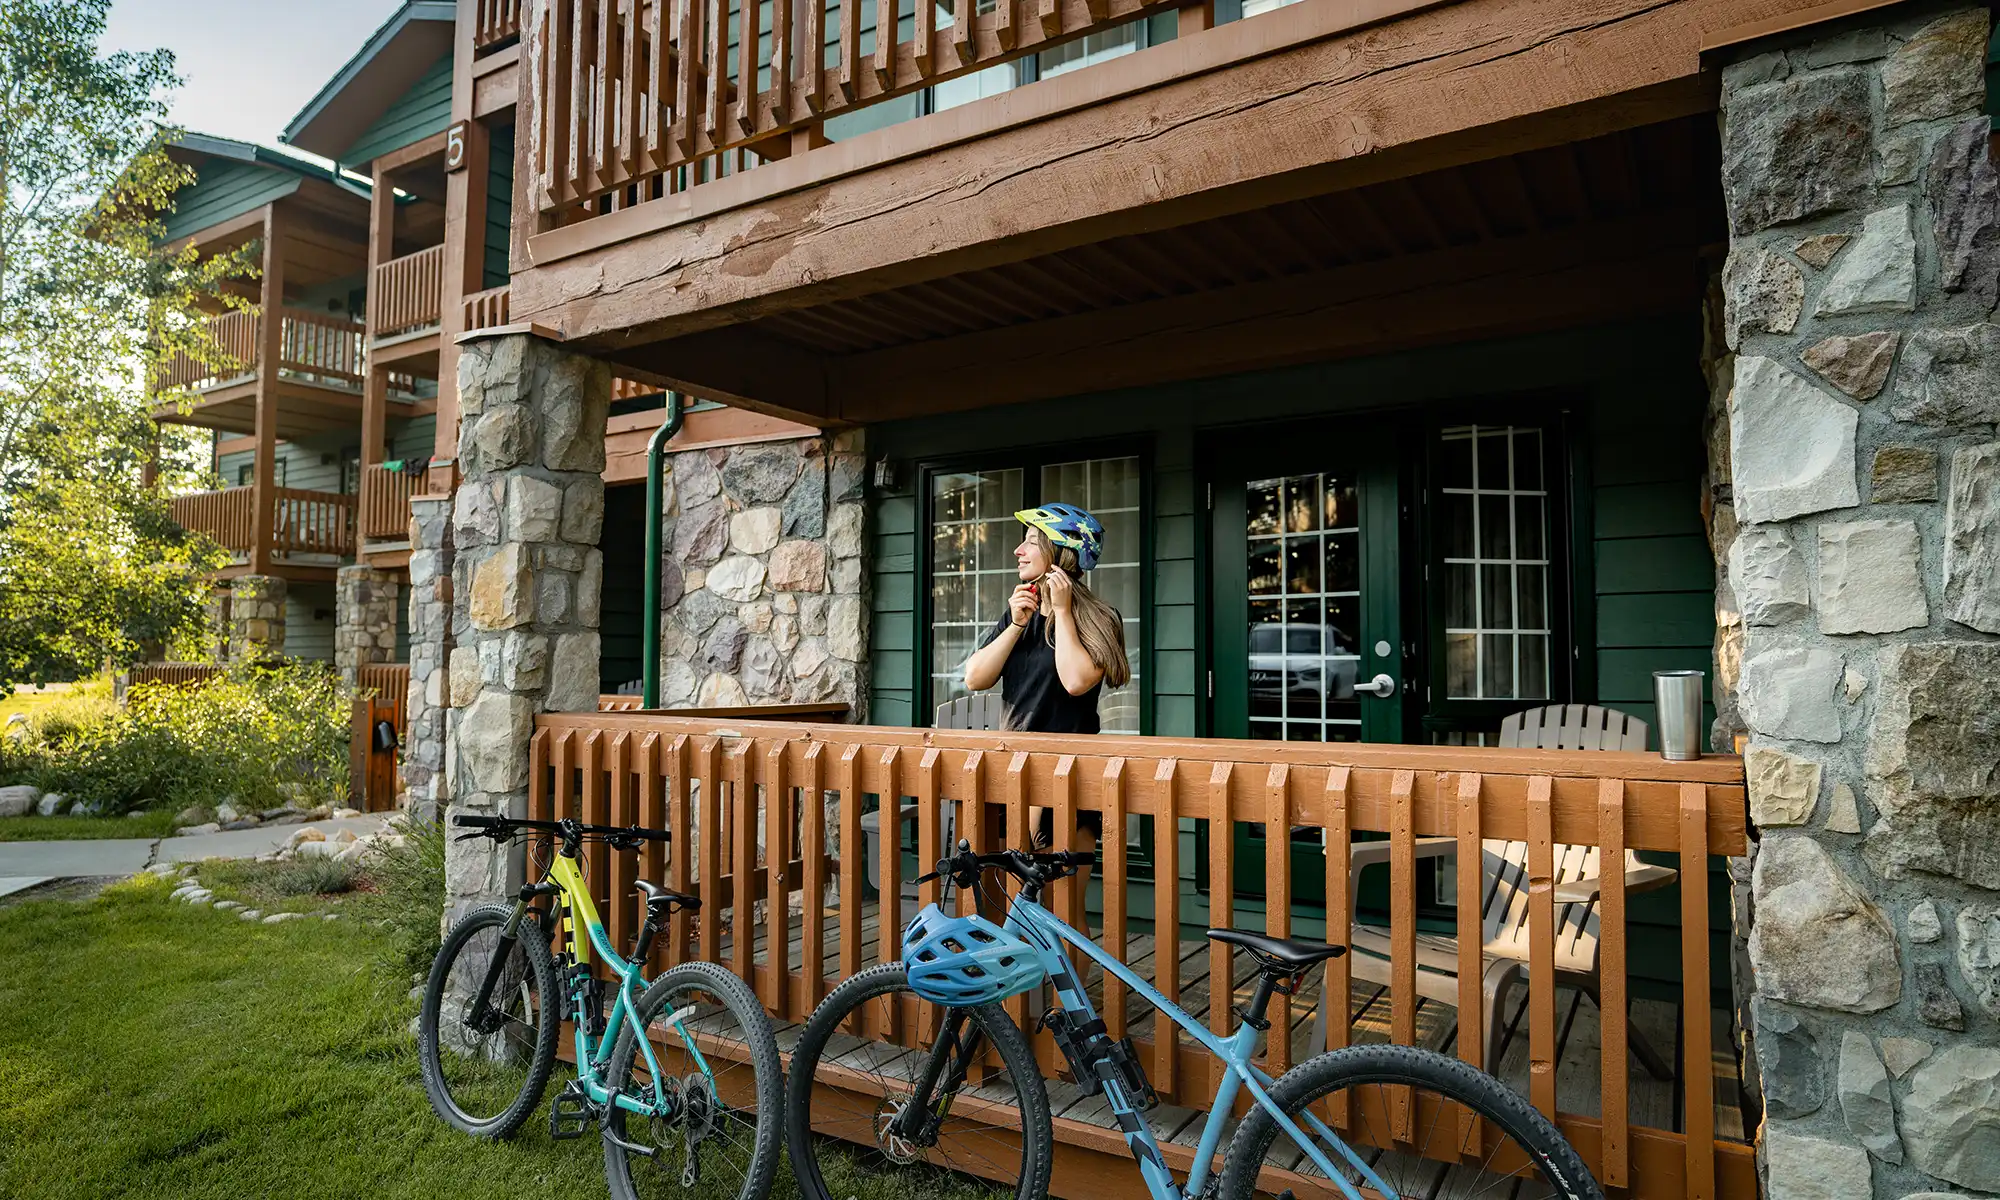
[1355,673,1397,698]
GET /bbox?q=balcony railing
[475,0,524,48]
[371,245,446,340]
[154,308,366,395]
[462,284,511,333]
[171,486,358,559]
[361,465,419,542]
[526,0,1178,221]
[525,714,1755,1198]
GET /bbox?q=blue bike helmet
[903,904,1046,1005]
[1015,503,1105,573]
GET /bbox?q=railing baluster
[1526,774,1558,1119]
[1102,757,1127,1041]
[1388,768,1415,1140]
[836,0,859,100]
[1322,764,1350,1130]
[1455,771,1485,1156]
[1002,751,1030,1038]
[915,748,941,912]
[837,743,863,1033]
[668,734,693,961]
[1207,761,1234,1068]
[1598,777,1630,1190]
[766,740,792,1018]
[1153,758,1179,1098]
[799,741,826,1012]
[696,737,722,966]
[731,738,756,987]
[1263,763,1291,1077]
[1680,782,1714,1200]
[1052,755,1080,941]
[607,731,634,964]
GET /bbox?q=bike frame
[540,852,714,1118]
[1000,895,1397,1200]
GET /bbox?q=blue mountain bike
[784,841,1600,1200]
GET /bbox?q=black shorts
[1034,805,1106,847]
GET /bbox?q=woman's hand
[1008,582,1040,626]
[1044,571,1072,615]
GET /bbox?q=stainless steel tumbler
[1653,669,1706,761]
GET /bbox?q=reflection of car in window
[1247,624,1359,703]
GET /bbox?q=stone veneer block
[1901,1048,2000,1192]
[1944,443,2000,633]
[1723,244,1804,346]
[1882,9,1991,127]
[1838,1031,1902,1163]
[1741,645,1844,742]
[1730,526,1810,625]
[1814,205,1917,316]
[1930,116,2000,309]
[1761,1127,1874,1200]
[1872,446,1938,503]
[1730,356,1860,523]
[1722,68,1875,234]
[1955,905,2000,1019]
[1749,836,1901,1013]
[1747,746,1823,827]
[1817,520,1928,634]
[1891,325,2000,430]
[1800,331,1900,400]
[1863,642,2000,889]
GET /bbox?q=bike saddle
[634,879,697,914]
[1205,928,1347,973]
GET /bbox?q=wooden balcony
[474,0,523,49]
[370,244,446,342]
[360,465,420,543]
[152,308,404,440]
[170,486,357,566]
[527,713,1753,1199]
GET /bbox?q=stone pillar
[441,334,609,928]
[401,495,454,821]
[1719,9,2000,1197]
[655,429,871,719]
[334,565,399,686]
[228,574,286,663]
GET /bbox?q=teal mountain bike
[421,813,782,1200]
[784,841,1600,1200]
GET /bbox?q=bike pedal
[549,1084,599,1140]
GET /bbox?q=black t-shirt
[979,610,1105,734]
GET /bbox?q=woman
[963,503,1131,879]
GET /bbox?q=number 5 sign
[445,122,469,172]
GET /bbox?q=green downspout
[641,392,686,709]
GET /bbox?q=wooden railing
[126,663,225,690]
[171,487,256,552]
[463,284,511,332]
[358,663,411,735]
[171,487,355,558]
[476,0,524,48]
[153,308,365,395]
[525,715,1753,1198]
[362,465,419,542]
[371,245,446,339]
[527,0,1181,219]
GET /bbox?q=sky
[102,0,408,157]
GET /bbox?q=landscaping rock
[214,900,242,912]
[295,841,338,860]
[1902,1047,2000,1192]
[215,802,241,824]
[180,822,221,836]
[329,829,358,846]
[66,801,86,817]
[1815,205,1917,315]
[288,827,325,847]
[33,793,63,817]
[1838,1031,1901,1163]
[335,843,367,863]
[173,804,207,826]
[262,912,305,924]
[240,909,261,921]
[330,807,360,820]
[1749,836,1901,1013]
[221,819,260,832]
[0,785,38,818]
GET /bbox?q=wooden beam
[434,1,490,495]
[510,0,1751,347]
[473,44,520,118]
[374,129,453,175]
[828,211,1702,422]
[603,406,824,485]
[607,327,834,427]
[160,206,269,257]
[250,206,285,575]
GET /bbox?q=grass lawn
[0,809,180,841]
[0,875,991,1200]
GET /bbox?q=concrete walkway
[0,815,390,885]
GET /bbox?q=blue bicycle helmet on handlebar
[903,905,1046,1005]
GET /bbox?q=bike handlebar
[450,812,670,847]
[916,842,1095,890]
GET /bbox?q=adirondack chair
[1306,704,1676,1080]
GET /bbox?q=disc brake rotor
[873,1097,924,1166]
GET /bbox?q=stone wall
[440,334,609,927]
[401,495,453,821]
[227,574,286,663]
[655,432,870,717]
[1719,9,2000,1197]
[333,565,398,686]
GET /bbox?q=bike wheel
[602,960,783,1200]
[1218,1044,1603,1200]
[784,963,1053,1200]
[419,903,560,1138]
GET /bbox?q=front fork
[467,889,548,1029]
[890,1010,986,1144]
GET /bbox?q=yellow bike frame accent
[548,854,603,964]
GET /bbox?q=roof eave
[280,1,457,161]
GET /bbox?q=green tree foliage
[0,0,245,686]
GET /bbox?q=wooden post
[250,206,286,575]
[361,163,396,537]
[436,1,492,495]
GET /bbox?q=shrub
[275,856,362,897]
[0,662,351,814]
[355,815,446,978]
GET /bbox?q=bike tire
[784,962,1053,1200]
[1217,1043,1603,1200]
[602,959,784,1200]
[418,903,561,1139]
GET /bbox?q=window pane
[1436,425,1559,701]
[1478,495,1512,559]
[1285,539,1320,595]
[1324,532,1359,594]
[931,465,1025,720]
[1285,476,1320,534]
[1248,543,1281,596]
[1480,633,1515,699]
[1041,456,1142,733]
[1247,482,1281,537]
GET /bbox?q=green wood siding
[342,53,452,167]
[217,436,347,493]
[486,125,516,289]
[389,414,437,462]
[284,582,338,662]
[161,161,301,244]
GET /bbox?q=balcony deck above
[153,307,422,439]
